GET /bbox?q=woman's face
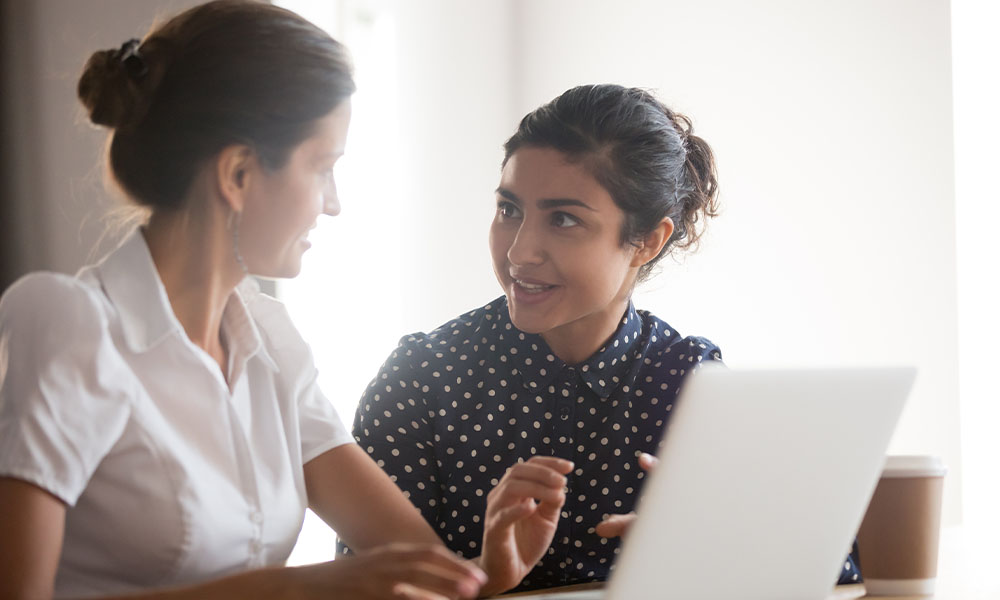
[490,146,640,349]
[240,100,351,278]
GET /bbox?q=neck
[142,206,243,362]
[540,295,631,365]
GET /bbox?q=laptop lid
[603,366,914,600]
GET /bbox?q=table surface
[497,583,865,599]
[493,526,1000,599]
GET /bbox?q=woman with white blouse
[0,1,562,599]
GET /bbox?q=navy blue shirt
[344,297,861,590]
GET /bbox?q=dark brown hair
[503,84,719,282]
[77,0,354,210]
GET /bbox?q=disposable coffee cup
[857,455,946,596]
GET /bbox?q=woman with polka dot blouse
[348,85,860,592]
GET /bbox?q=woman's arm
[0,478,65,600]
[0,476,482,600]
[306,437,576,597]
[304,443,443,550]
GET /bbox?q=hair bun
[77,44,146,130]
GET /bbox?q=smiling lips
[511,277,559,304]
[300,227,316,248]
[514,278,555,293]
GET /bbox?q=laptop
[511,365,915,600]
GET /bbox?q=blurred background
[1,0,996,569]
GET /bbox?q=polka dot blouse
[341,297,726,589]
[343,297,863,588]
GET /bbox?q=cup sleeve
[297,368,355,464]
[0,273,133,506]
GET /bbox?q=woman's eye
[551,212,580,228]
[497,201,522,219]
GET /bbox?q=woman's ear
[214,145,256,213]
[630,217,674,267]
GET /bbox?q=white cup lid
[882,455,947,478]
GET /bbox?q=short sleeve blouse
[0,229,352,598]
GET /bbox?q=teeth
[515,279,551,293]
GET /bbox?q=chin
[276,265,303,279]
[506,308,552,335]
[253,261,301,280]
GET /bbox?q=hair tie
[114,38,148,79]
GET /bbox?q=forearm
[91,566,295,600]
[306,444,440,551]
[333,484,442,551]
[82,546,487,600]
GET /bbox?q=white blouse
[0,229,353,598]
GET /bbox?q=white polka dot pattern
[342,297,722,591]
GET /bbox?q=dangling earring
[228,208,249,276]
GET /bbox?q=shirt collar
[95,228,181,353]
[501,297,644,398]
[576,302,643,397]
[227,278,279,374]
[95,228,278,372]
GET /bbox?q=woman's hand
[594,452,658,539]
[476,456,574,596]
[1,476,485,600]
[295,543,486,600]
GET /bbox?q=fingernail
[640,452,654,461]
[461,580,479,597]
[473,567,488,583]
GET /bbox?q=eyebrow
[495,187,597,211]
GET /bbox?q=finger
[392,582,452,600]
[502,462,570,488]
[638,452,658,471]
[390,561,482,600]
[497,463,566,488]
[381,545,487,585]
[487,497,535,531]
[523,455,574,474]
[491,479,566,508]
[594,513,637,538]
[532,493,566,523]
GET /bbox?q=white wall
[549,0,963,522]
[344,0,963,524]
[952,0,1000,546]
[279,0,518,443]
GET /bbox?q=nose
[506,222,545,267]
[323,182,341,217]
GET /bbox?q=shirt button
[559,406,571,420]
[249,540,263,554]
[250,511,263,525]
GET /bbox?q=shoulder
[0,271,112,342]
[365,299,508,392]
[636,309,723,364]
[0,271,133,410]
[396,297,508,361]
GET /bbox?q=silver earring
[228,209,248,276]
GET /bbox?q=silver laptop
[513,366,915,600]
